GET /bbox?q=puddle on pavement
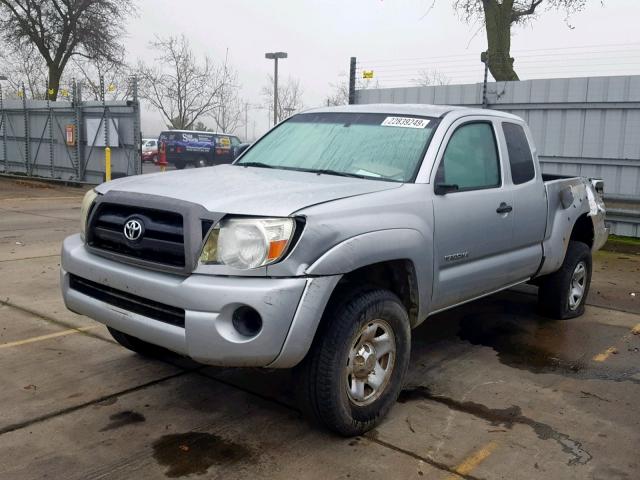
[449,296,640,383]
[398,386,592,465]
[152,432,252,478]
[100,410,145,431]
[457,311,586,374]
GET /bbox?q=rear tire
[174,161,186,170]
[537,240,592,319]
[108,327,166,358]
[195,157,207,168]
[295,289,410,436]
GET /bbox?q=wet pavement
[1,177,639,479]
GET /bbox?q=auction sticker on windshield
[381,117,430,128]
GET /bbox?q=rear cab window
[502,122,535,185]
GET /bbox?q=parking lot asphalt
[1,176,639,480]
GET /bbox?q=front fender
[305,228,432,322]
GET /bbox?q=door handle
[496,202,513,214]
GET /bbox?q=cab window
[503,122,535,185]
[436,122,500,191]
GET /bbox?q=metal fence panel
[0,88,141,184]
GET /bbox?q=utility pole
[348,57,357,105]
[481,51,490,109]
[265,52,288,126]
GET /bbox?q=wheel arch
[305,228,431,325]
[570,213,595,248]
[269,230,432,369]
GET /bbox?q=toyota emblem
[123,218,144,242]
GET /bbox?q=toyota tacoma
[61,104,608,435]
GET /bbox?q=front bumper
[61,234,339,367]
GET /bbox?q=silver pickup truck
[61,104,608,435]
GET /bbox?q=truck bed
[542,173,578,182]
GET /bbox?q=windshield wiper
[238,161,275,169]
[309,169,369,179]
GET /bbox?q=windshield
[236,112,438,182]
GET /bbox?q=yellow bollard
[105,147,111,182]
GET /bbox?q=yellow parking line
[444,441,498,479]
[593,323,640,362]
[0,326,99,349]
[593,346,617,362]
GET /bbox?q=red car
[141,138,159,163]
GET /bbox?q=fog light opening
[232,306,262,338]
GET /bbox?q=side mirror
[434,183,459,195]
[233,143,251,159]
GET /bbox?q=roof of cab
[303,103,522,121]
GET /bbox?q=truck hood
[96,164,402,216]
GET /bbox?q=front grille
[88,203,185,267]
[69,275,185,328]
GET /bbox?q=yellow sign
[219,136,231,147]
[362,70,374,79]
[107,83,116,93]
[60,89,69,97]
[48,88,55,95]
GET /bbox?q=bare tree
[211,53,243,134]
[192,121,213,132]
[453,0,589,80]
[71,56,132,101]
[412,69,451,86]
[262,75,304,122]
[325,80,349,106]
[136,35,230,130]
[0,0,134,100]
[324,72,385,106]
[0,44,47,99]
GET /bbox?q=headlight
[79,189,98,241]
[200,217,295,269]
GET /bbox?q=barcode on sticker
[381,117,430,128]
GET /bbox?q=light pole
[265,52,287,126]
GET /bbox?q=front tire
[296,289,410,436]
[538,240,592,319]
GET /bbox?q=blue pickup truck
[158,130,242,169]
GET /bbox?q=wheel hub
[345,319,397,406]
[568,261,587,311]
[352,343,377,378]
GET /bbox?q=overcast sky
[124,0,640,139]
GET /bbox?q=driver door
[430,119,515,311]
